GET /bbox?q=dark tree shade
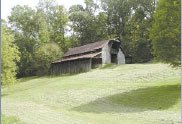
[150,0,181,66]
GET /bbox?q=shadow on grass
[17,76,38,82]
[100,64,118,69]
[50,73,81,78]
[71,84,180,113]
[1,93,8,97]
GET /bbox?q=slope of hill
[2,64,181,124]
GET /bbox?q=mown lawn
[2,114,24,124]
[2,63,181,124]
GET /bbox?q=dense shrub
[2,22,20,85]
[34,43,62,75]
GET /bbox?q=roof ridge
[64,40,110,57]
[69,40,108,50]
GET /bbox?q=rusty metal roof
[64,40,108,57]
[52,52,101,63]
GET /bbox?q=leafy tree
[34,43,62,75]
[8,5,38,77]
[69,4,95,45]
[36,0,57,26]
[64,35,80,48]
[50,5,68,52]
[35,10,50,44]
[2,21,20,85]
[100,0,131,39]
[8,1,68,77]
[150,0,181,66]
[69,0,108,46]
[125,1,155,62]
[100,0,155,63]
[37,0,68,52]
[95,12,108,40]
[67,0,155,63]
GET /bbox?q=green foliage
[100,0,155,63]
[36,10,50,44]
[37,0,68,51]
[101,0,131,37]
[8,5,39,77]
[150,0,181,66]
[2,21,20,85]
[126,1,154,62]
[8,0,68,77]
[50,5,68,52]
[34,43,62,75]
[69,0,108,46]
[64,35,80,48]
[5,0,180,78]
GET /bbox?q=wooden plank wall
[51,58,92,75]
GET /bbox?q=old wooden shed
[51,39,125,74]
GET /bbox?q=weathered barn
[51,39,125,74]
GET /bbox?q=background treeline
[2,0,181,85]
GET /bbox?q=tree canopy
[150,0,181,66]
[8,0,67,77]
[1,0,181,85]
[2,21,20,85]
[34,42,62,75]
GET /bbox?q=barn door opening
[92,58,102,68]
[110,41,120,64]
[111,54,117,64]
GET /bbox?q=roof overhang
[52,52,101,64]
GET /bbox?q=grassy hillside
[2,64,181,124]
[2,114,25,124]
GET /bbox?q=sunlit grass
[2,114,25,124]
[2,63,181,124]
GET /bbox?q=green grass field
[1,114,25,124]
[2,63,181,124]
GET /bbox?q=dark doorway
[111,54,117,64]
[92,58,102,68]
